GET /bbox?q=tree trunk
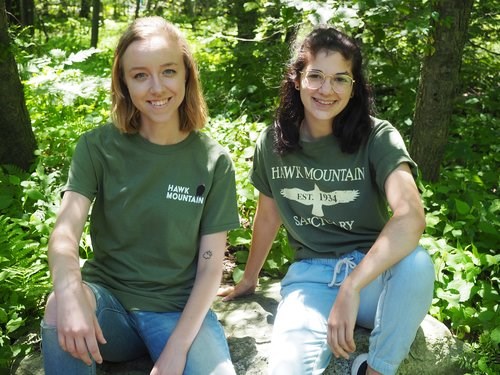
[231,0,258,40]
[183,0,194,18]
[5,0,33,27]
[80,0,91,18]
[90,0,100,47]
[134,0,140,18]
[410,0,474,182]
[19,0,34,27]
[0,0,36,170]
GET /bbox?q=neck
[300,119,333,141]
[139,124,189,145]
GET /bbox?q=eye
[133,72,147,80]
[334,75,352,85]
[162,69,176,77]
[306,71,323,81]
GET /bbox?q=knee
[43,292,58,326]
[394,247,435,288]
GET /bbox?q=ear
[294,78,300,90]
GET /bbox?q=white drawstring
[328,257,356,287]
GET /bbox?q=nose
[149,75,164,94]
[319,78,338,95]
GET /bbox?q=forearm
[345,211,425,292]
[345,164,425,292]
[48,192,91,294]
[49,235,83,293]
[243,216,281,282]
[242,193,282,282]
[168,232,227,351]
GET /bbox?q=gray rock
[12,280,465,374]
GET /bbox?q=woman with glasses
[219,25,435,375]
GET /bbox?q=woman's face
[121,32,186,129]
[298,50,354,130]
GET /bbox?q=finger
[222,292,237,302]
[63,335,76,357]
[94,316,107,345]
[345,327,356,353]
[86,337,102,365]
[74,337,92,365]
[336,326,350,360]
[329,325,349,360]
[218,285,235,297]
[58,332,67,352]
[87,318,105,364]
[327,325,340,358]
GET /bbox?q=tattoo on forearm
[202,250,213,260]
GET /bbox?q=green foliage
[0,165,54,368]
[1,0,498,371]
[204,116,294,280]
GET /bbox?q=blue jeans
[268,246,435,375]
[41,283,235,375]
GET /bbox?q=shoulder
[79,123,121,145]
[370,117,396,135]
[194,131,235,169]
[255,125,275,149]
[367,117,406,146]
[195,131,230,155]
[260,125,275,140]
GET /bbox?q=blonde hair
[111,17,207,133]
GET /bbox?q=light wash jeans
[41,282,235,375]
[268,246,435,375]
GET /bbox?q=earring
[295,85,299,90]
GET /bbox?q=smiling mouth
[149,99,169,107]
[313,97,336,105]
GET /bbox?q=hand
[56,285,106,365]
[150,340,188,375]
[217,277,258,302]
[327,284,360,360]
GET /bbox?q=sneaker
[351,353,369,375]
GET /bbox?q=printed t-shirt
[250,118,417,259]
[64,123,240,312]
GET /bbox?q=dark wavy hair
[274,25,374,154]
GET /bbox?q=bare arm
[218,193,282,301]
[328,163,426,359]
[152,231,229,375]
[47,191,106,365]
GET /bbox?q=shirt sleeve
[368,120,418,194]
[249,127,274,197]
[199,150,240,235]
[63,133,99,201]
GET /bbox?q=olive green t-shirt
[250,118,417,259]
[64,124,240,311]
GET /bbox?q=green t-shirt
[250,118,417,259]
[64,124,240,312]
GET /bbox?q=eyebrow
[127,62,179,72]
[307,69,350,76]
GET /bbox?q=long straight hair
[111,17,207,133]
[274,26,374,154]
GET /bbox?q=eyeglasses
[300,70,355,94]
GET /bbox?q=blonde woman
[42,17,238,375]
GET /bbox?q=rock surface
[13,280,465,374]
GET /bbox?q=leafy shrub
[2,3,498,372]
